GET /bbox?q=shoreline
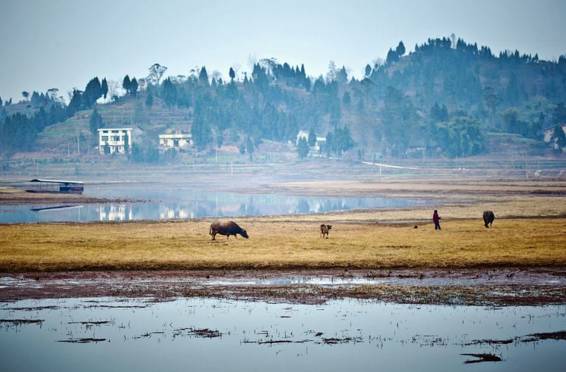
[0,187,136,204]
[1,267,565,305]
[1,177,565,306]
[2,175,565,204]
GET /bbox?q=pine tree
[229,67,236,82]
[67,90,83,114]
[246,136,255,161]
[396,41,406,56]
[145,92,154,108]
[31,92,41,106]
[83,77,102,106]
[101,78,109,99]
[122,75,131,93]
[299,64,309,89]
[192,103,211,150]
[199,67,209,85]
[308,128,316,147]
[551,125,566,151]
[161,78,177,106]
[553,103,566,124]
[386,49,399,64]
[130,78,139,96]
[89,108,104,134]
[364,64,372,78]
[297,137,309,159]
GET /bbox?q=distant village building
[159,132,193,151]
[296,130,309,145]
[296,130,326,155]
[313,136,326,153]
[98,128,132,155]
[543,124,566,152]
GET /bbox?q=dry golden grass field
[1,176,565,273]
[1,215,565,272]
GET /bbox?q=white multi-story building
[98,128,133,154]
[159,132,192,151]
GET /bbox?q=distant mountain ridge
[1,37,565,160]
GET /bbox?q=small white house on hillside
[544,124,566,151]
[159,132,192,151]
[296,130,309,145]
[313,136,326,153]
[296,130,326,154]
[98,128,132,155]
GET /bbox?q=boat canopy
[30,179,84,185]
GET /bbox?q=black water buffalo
[210,221,249,240]
[483,211,495,228]
[320,224,332,239]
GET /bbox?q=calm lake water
[0,183,432,223]
[0,298,564,372]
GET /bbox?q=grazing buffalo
[320,224,332,239]
[483,211,495,228]
[209,221,249,240]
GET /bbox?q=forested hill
[1,37,566,160]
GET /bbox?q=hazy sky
[1,0,565,101]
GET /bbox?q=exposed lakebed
[0,297,565,372]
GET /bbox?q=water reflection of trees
[159,204,190,219]
[239,202,261,217]
[91,196,425,222]
[296,199,311,214]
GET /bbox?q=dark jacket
[432,211,441,223]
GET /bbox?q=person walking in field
[433,210,441,230]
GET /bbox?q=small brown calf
[320,224,332,239]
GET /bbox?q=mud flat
[0,187,132,204]
[1,267,565,305]
[253,178,566,198]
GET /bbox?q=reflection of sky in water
[0,183,433,223]
[0,298,565,372]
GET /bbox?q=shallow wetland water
[1,297,565,372]
[0,182,433,223]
